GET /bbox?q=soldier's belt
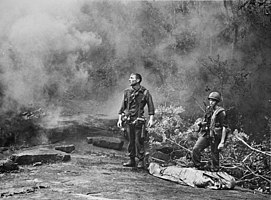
[132,117,146,125]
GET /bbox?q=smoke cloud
[0,0,101,112]
[0,0,269,132]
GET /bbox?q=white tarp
[148,162,236,190]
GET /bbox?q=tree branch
[242,152,253,162]
[235,136,271,157]
[166,138,192,153]
[244,164,271,183]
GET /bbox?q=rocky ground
[0,126,270,200]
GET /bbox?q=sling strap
[125,87,148,118]
[137,89,148,118]
[210,107,225,131]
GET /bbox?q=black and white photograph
[0,0,270,199]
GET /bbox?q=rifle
[193,97,211,133]
[199,105,213,133]
[194,98,214,141]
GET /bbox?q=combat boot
[123,158,136,167]
[137,160,144,169]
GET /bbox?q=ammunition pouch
[199,121,209,132]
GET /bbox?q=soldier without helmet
[117,73,155,168]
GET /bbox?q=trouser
[126,123,146,160]
[192,131,221,168]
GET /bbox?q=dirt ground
[1,132,270,200]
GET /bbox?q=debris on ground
[0,184,49,198]
[0,159,19,173]
[151,151,171,162]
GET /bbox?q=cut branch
[235,136,271,157]
[242,152,253,163]
[166,138,192,153]
[220,165,243,170]
[150,157,166,163]
[244,164,271,183]
[236,177,258,184]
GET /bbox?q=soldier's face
[209,99,217,108]
[129,74,138,86]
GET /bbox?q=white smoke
[0,0,102,111]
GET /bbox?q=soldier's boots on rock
[123,158,136,167]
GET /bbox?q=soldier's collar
[131,85,145,93]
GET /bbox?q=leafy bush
[148,105,191,144]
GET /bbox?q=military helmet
[208,91,221,102]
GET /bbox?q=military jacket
[118,86,155,120]
[211,107,227,129]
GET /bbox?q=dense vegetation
[147,104,271,193]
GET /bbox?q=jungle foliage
[147,104,271,193]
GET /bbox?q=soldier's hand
[218,142,225,150]
[147,119,154,128]
[117,120,122,128]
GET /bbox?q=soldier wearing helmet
[191,91,228,172]
[208,91,222,102]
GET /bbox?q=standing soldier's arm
[218,111,227,150]
[148,115,154,127]
[218,127,227,150]
[146,91,155,127]
[117,91,127,128]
